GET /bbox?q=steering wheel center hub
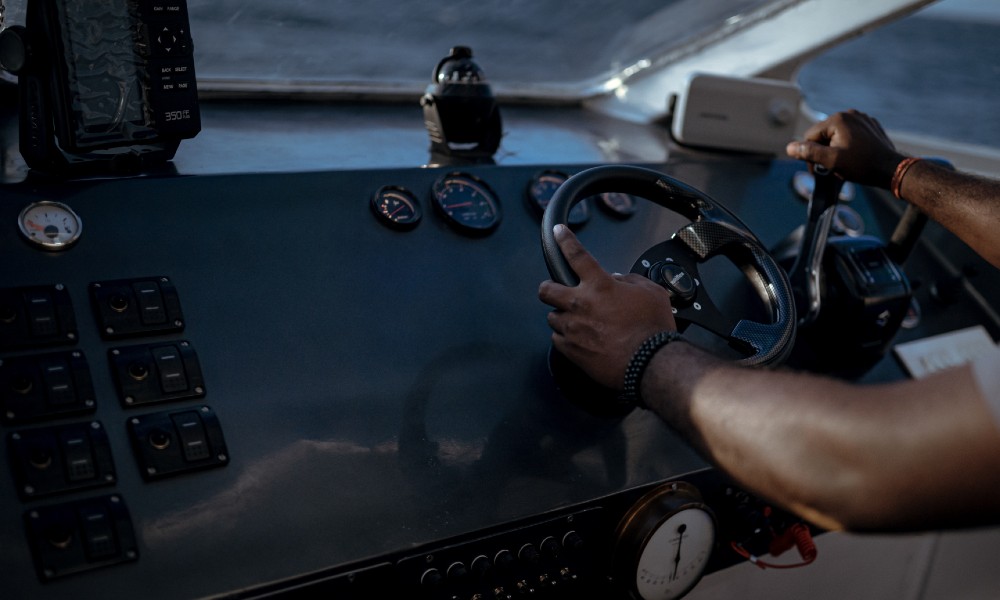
[652,261,697,304]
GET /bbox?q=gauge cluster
[370,168,640,235]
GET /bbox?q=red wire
[730,524,817,570]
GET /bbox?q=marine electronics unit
[0,0,201,175]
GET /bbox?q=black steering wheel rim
[541,164,796,367]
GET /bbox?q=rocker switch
[171,411,210,462]
[79,505,118,560]
[132,281,167,325]
[41,359,76,406]
[152,345,188,393]
[59,430,97,482]
[25,291,58,336]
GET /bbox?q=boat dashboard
[2,87,1000,600]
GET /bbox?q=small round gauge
[18,201,82,250]
[614,482,716,600]
[527,170,590,227]
[371,185,422,230]
[792,170,856,203]
[595,192,639,219]
[431,172,501,235]
[832,204,865,237]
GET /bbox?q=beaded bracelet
[621,331,685,407]
[891,156,922,199]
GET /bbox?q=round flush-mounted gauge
[595,192,639,219]
[613,482,716,600]
[371,185,422,230]
[792,170,856,203]
[18,201,82,250]
[431,172,501,235]
[528,170,590,227]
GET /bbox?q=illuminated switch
[1,284,78,351]
[40,358,76,406]
[25,290,57,336]
[109,341,204,407]
[90,276,184,339]
[171,411,209,461]
[132,281,167,325]
[60,429,96,482]
[9,421,115,499]
[25,495,138,580]
[78,504,118,560]
[152,345,189,393]
[129,406,227,479]
[1,351,96,423]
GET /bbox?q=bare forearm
[640,342,860,530]
[899,160,1000,268]
[640,341,1000,532]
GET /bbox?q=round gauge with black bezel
[431,172,502,235]
[527,170,590,227]
[595,191,639,219]
[371,185,422,230]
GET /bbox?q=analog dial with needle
[18,201,83,250]
[595,191,639,219]
[431,172,501,235]
[371,185,422,230]
[614,482,716,600]
[528,170,589,226]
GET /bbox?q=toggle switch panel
[0,284,78,352]
[24,494,139,581]
[7,421,117,500]
[128,405,228,480]
[89,276,185,339]
[1,350,97,424]
[108,341,205,407]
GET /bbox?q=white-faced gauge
[431,172,501,235]
[372,185,422,230]
[528,170,590,226]
[614,482,716,600]
[18,201,82,250]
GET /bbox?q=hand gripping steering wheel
[542,165,795,367]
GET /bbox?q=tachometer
[18,201,82,250]
[371,185,422,230]
[431,172,501,235]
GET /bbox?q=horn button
[651,261,697,305]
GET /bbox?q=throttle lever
[787,165,844,325]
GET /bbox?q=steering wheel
[541,165,795,367]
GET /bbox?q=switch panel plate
[1,350,97,424]
[108,341,206,407]
[89,276,185,339]
[7,420,117,500]
[24,494,138,581]
[128,405,228,480]
[0,284,78,351]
